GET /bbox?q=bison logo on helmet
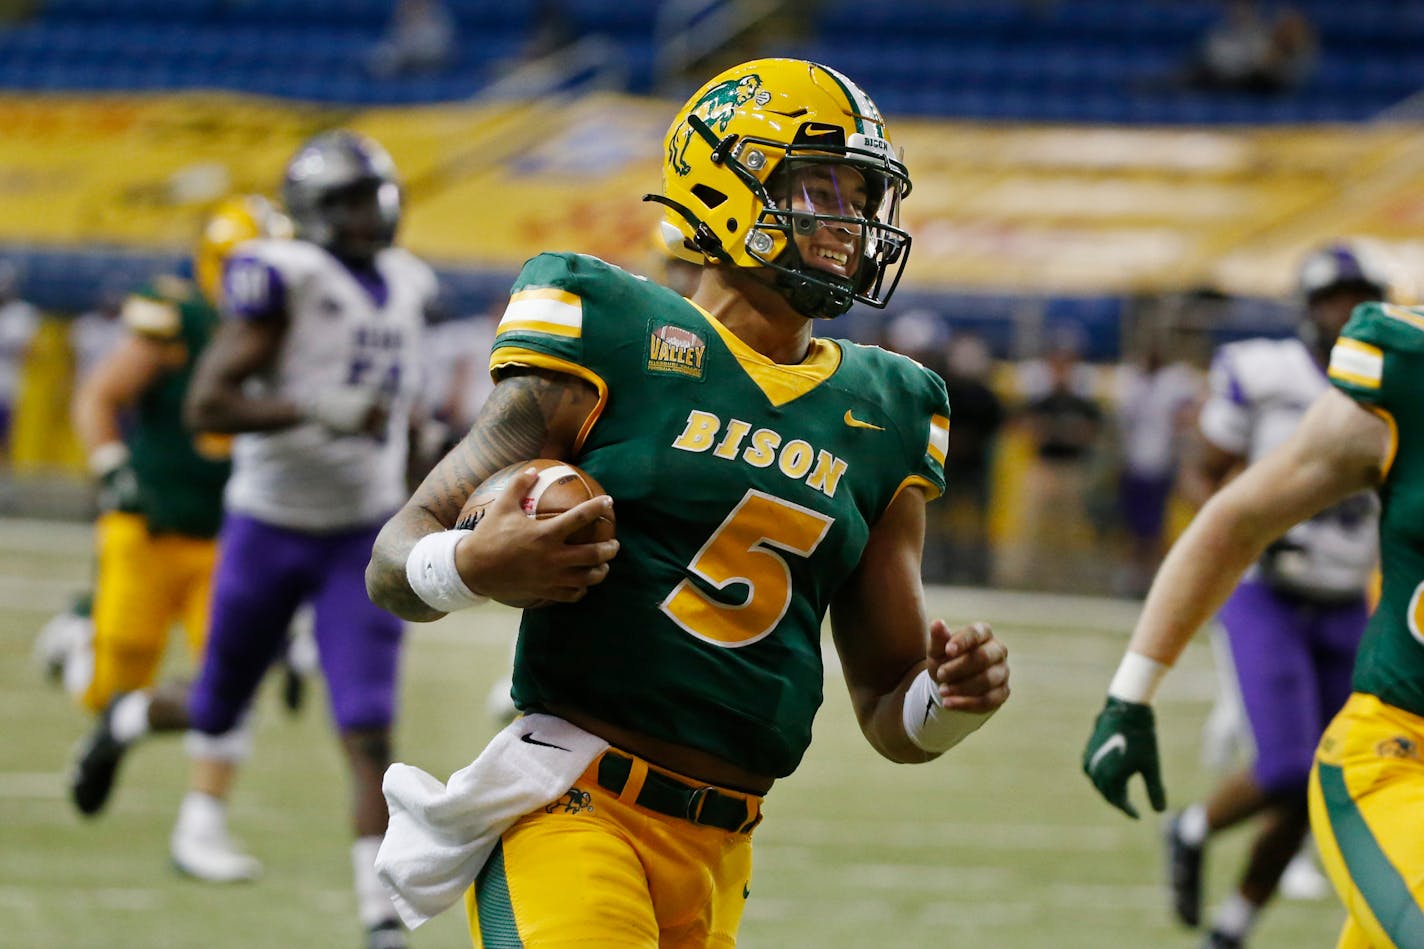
[668,74,763,177]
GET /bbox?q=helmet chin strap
[775,273,852,319]
[771,252,856,319]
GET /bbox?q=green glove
[1082,696,1167,819]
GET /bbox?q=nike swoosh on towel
[521,732,572,752]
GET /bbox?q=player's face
[1310,284,1382,345]
[782,163,868,281]
[321,180,397,262]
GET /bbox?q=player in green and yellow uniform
[493,249,952,777]
[1083,298,1424,949]
[75,272,230,711]
[1312,302,1424,949]
[368,58,1011,947]
[68,195,291,823]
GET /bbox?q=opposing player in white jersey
[73,131,433,949]
[1162,242,1386,948]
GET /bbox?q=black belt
[595,751,761,834]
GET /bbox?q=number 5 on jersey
[661,489,833,647]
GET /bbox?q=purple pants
[1119,471,1173,541]
[1218,578,1366,794]
[189,512,404,735]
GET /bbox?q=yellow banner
[3,91,1424,297]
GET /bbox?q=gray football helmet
[281,130,401,263]
[1297,241,1390,304]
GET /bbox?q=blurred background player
[66,194,291,832]
[190,129,431,949]
[67,273,129,390]
[1100,241,1389,948]
[996,323,1106,592]
[72,130,435,947]
[1083,281,1423,949]
[1111,326,1203,598]
[41,204,295,698]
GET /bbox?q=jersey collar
[687,301,842,406]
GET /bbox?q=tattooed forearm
[423,369,597,523]
[365,368,599,621]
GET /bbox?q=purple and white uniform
[189,238,435,736]
[1198,336,1378,792]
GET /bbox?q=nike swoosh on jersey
[1088,733,1128,772]
[843,409,885,431]
[520,732,572,752]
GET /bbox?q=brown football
[455,459,614,544]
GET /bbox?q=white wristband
[1107,652,1171,704]
[901,668,993,754]
[405,530,488,613]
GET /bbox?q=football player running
[73,130,437,949]
[67,194,288,820]
[366,58,1010,947]
[1083,248,1424,949]
[1155,243,1387,947]
[189,129,434,948]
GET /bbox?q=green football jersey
[121,277,230,538]
[1327,302,1424,718]
[491,253,950,777]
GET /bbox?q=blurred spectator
[884,308,949,371]
[1111,332,1204,597]
[368,0,457,78]
[68,274,129,387]
[937,332,1005,585]
[0,260,40,462]
[518,0,577,62]
[996,324,1105,593]
[1187,0,1318,94]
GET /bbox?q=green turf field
[0,518,1343,947]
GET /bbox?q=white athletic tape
[1107,651,1170,705]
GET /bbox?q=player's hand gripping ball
[456,459,615,544]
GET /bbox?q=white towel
[375,713,608,929]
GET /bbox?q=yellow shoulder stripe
[1327,337,1382,390]
[496,287,583,339]
[927,414,950,466]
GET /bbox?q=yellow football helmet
[194,194,292,304]
[647,58,912,319]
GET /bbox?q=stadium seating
[2,0,1410,355]
[3,0,1421,121]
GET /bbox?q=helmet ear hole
[691,184,726,209]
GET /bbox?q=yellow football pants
[465,755,756,948]
[1309,692,1424,949]
[81,511,217,712]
